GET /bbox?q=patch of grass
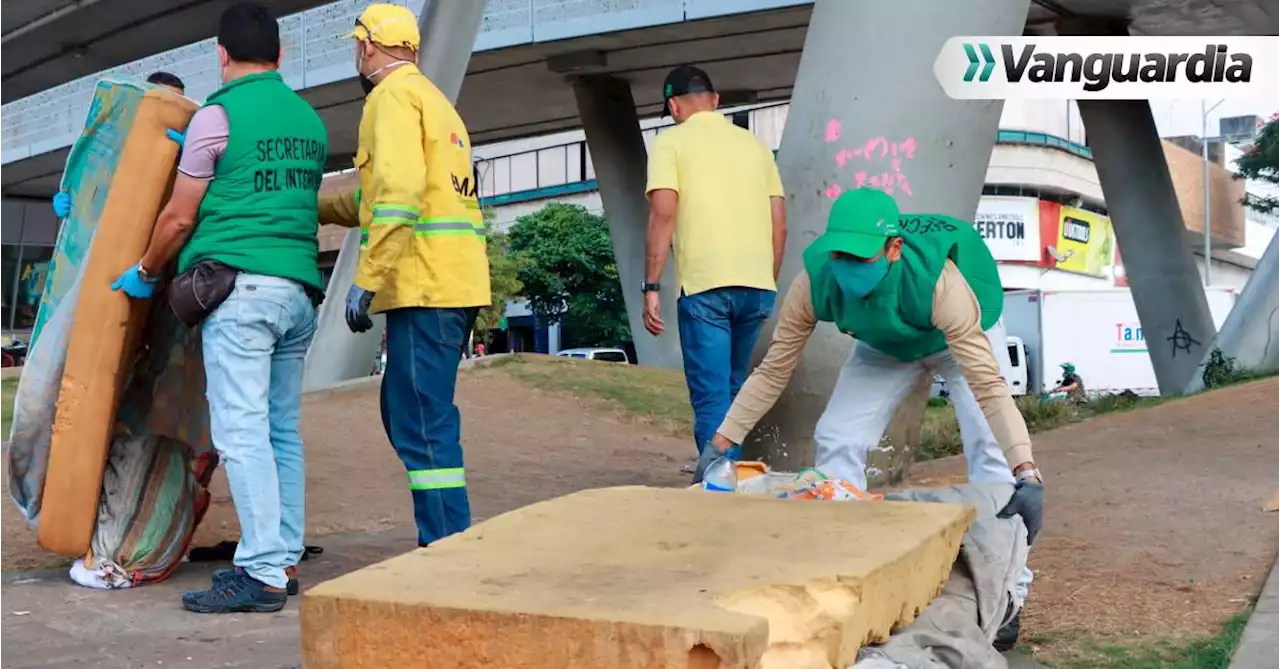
[1041,609,1251,669]
[496,354,693,434]
[917,391,1182,462]
[1,376,17,437]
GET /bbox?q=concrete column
[571,75,682,369]
[745,0,1030,480]
[303,0,486,392]
[1061,17,1218,394]
[1185,231,1279,393]
[1075,100,1217,393]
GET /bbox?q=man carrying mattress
[697,187,1044,647]
[51,71,185,219]
[317,4,490,548]
[111,2,328,613]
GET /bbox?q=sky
[1151,98,1279,139]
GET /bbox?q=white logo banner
[935,37,1279,100]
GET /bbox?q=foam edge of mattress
[38,88,200,557]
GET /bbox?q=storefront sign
[973,196,1041,262]
[1056,206,1116,277]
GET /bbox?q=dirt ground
[905,378,1279,651]
[2,363,1275,660]
[1,363,692,571]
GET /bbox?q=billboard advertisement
[1055,206,1115,277]
[973,196,1042,262]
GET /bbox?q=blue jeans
[677,287,777,454]
[382,306,477,546]
[202,274,316,589]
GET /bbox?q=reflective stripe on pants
[408,467,466,490]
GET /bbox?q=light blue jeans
[202,274,316,589]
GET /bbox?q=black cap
[662,65,715,116]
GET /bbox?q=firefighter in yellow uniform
[319,4,490,547]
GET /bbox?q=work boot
[212,566,299,596]
[993,609,1021,652]
[182,571,286,614]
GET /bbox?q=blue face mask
[829,255,889,299]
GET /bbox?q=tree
[475,210,525,341]
[507,202,631,347]
[1235,115,1277,215]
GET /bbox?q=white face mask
[357,41,411,94]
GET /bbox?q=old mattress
[6,79,216,584]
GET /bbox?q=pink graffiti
[863,137,888,159]
[899,136,917,159]
[824,119,842,143]
[895,171,913,196]
[824,132,918,199]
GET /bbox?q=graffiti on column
[822,119,917,200]
[1166,318,1201,357]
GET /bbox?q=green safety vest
[805,213,1004,362]
[179,71,328,291]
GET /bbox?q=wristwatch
[641,282,660,293]
[136,263,155,282]
[1015,467,1043,484]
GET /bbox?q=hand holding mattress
[111,264,158,299]
[52,191,72,218]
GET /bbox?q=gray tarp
[853,483,1029,669]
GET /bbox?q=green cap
[808,188,901,259]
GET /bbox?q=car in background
[555,347,630,364]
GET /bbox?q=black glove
[997,481,1044,545]
[345,284,375,333]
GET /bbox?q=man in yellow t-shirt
[643,65,787,472]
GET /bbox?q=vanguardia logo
[999,44,1252,92]
[963,43,996,82]
[936,37,1275,100]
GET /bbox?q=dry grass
[485,354,694,436]
[916,392,1174,462]
[1023,608,1252,668]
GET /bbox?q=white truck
[931,334,1030,398]
[1001,288,1238,396]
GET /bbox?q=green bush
[916,392,1159,462]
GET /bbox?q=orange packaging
[734,461,768,482]
[788,479,883,501]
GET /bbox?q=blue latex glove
[166,129,186,148]
[52,191,71,218]
[110,264,157,299]
[997,481,1044,545]
[691,442,743,484]
[345,284,375,333]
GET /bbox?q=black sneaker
[182,571,286,614]
[212,566,299,596]
[994,609,1021,652]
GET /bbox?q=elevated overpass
[1,0,334,102]
[2,0,1276,473]
[5,0,1276,197]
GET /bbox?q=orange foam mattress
[37,87,198,556]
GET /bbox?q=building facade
[3,99,1274,338]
